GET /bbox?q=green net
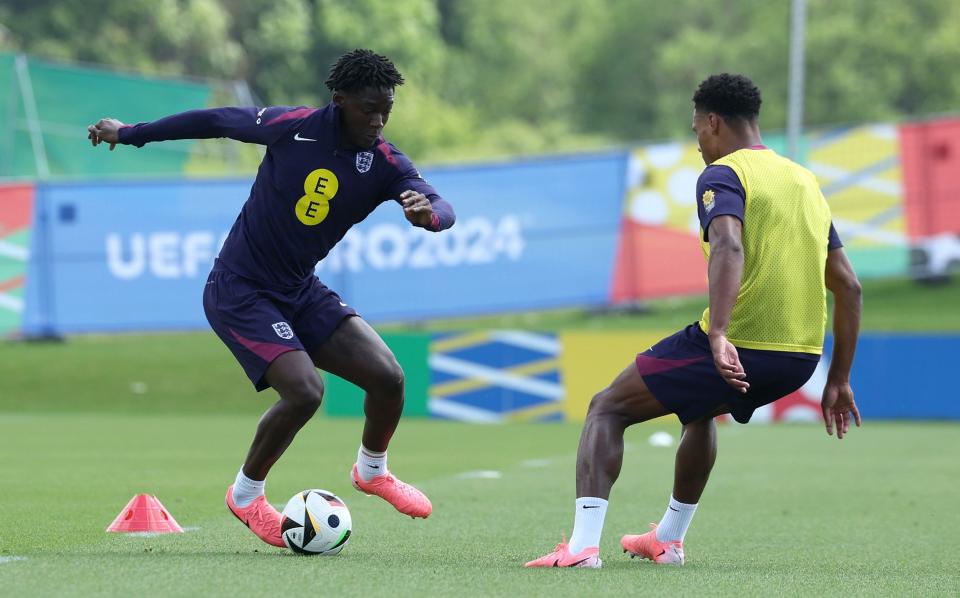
[0,53,261,179]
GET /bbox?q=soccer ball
[280,489,352,555]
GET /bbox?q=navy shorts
[637,323,819,424]
[203,267,357,391]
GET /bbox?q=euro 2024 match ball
[281,489,352,555]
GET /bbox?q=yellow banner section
[559,330,673,421]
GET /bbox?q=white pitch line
[519,459,552,468]
[453,470,503,480]
[0,556,26,564]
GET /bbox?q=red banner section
[611,221,706,303]
[0,183,34,337]
[900,117,960,239]
[0,183,33,235]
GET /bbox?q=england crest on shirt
[272,322,294,340]
[356,151,374,174]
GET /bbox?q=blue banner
[23,151,627,334]
[23,179,248,334]
[318,152,628,321]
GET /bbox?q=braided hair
[325,49,404,93]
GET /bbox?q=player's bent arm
[824,247,862,384]
[705,215,744,338]
[425,196,455,232]
[704,215,749,392]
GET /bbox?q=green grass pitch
[2,275,960,595]
[1,416,958,596]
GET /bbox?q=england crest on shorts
[272,322,294,340]
[356,151,374,174]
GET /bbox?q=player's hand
[708,333,749,393]
[400,190,434,227]
[820,379,860,439]
[87,118,124,151]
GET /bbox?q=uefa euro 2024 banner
[22,152,627,334]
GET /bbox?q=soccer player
[526,73,862,568]
[87,49,454,547]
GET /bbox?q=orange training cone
[106,494,184,533]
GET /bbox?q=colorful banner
[427,330,563,422]
[0,183,33,337]
[807,124,907,278]
[899,118,960,279]
[612,123,913,303]
[321,330,960,422]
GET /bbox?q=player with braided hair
[87,49,453,547]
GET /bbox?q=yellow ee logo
[295,168,339,225]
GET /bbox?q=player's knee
[281,375,325,414]
[586,390,613,418]
[369,358,404,399]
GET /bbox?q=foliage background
[1,0,958,162]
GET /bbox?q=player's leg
[203,270,322,547]
[223,351,324,548]
[624,414,719,561]
[306,315,431,518]
[243,350,325,480]
[576,362,671,499]
[525,361,669,568]
[309,316,403,454]
[673,415,718,504]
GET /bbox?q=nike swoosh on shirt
[294,132,317,142]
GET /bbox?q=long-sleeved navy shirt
[119,103,455,288]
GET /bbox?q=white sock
[356,445,387,482]
[232,469,265,508]
[568,497,608,554]
[655,495,698,542]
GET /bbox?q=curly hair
[692,73,762,121]
[325,49,405,93]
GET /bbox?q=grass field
[1,417,958,596]
[1,275,959,596]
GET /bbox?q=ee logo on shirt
[296,168,339,225]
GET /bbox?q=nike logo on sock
[370,465,380,469]
[582,505,600,509]
[669,506,679,512]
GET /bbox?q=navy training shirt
[118,103,455,288]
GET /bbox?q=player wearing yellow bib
[526,74,863,569]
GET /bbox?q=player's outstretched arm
[706,215,749,393]
[88,106,310,149]
[821,247,862,439]
[88,118,124,151]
